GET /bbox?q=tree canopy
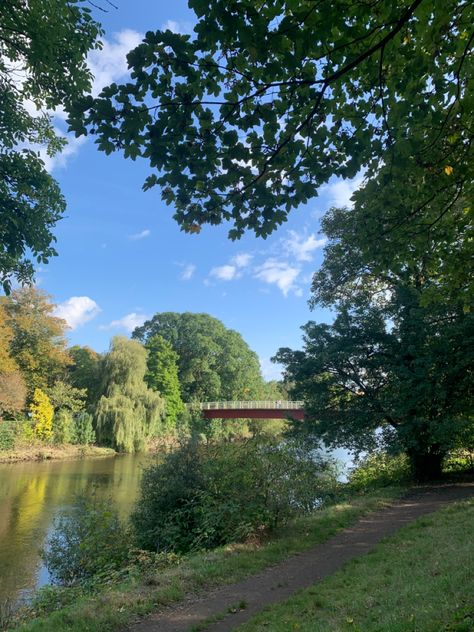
[0,0,102,291]
[0,287,71,397]
[133,312,264,402]
[144,334,184,429]
[274,206,474,479]
[67,345,102,409]
[69,0,472,243]
[95,336,165,452]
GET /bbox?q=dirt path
[127,483,474,632]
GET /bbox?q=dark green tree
[73,411,96,445]
[133,312,264,402]
[69,0,472,245]
[52,409,74,445]
[144,334,184,431]
[47,380,86,413]
[95,336,165,452]
[67,345,102,409]
[0,0,102,291]
[274,207,474,480]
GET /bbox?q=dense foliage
[73,412,95,446]
[0,290,281,453]
[69,1,472,258]
[275,206,474,480]
[0,288,70,397]
[43,494,129,586]
[348,452,412,491]
[144,334,184,430]
[133,312,264,402]
[30,388,54,441]
[67,345,102,410]
[132,437,338,553]
[95,337,165,452]
[0,0,102,291]
[52,409,74,445]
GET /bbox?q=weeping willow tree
[95,337,165,452]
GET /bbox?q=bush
[132,437,338,553]
[0,420,15,451]
[30,388,54,441]
[73,412,95,445]
[52,409,74,445]
[348,451,412,490]
[42,494,129,586]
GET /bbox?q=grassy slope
[238,498,474,632]
[11,489,405,632]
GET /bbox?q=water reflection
[0,454,153,604]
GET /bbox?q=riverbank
[7,487,407,632]
[0,444,116,464]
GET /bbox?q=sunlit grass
[239,499,474,632]
[11,488,405,632]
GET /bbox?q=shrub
[73,412,95,445]
[30,388,54,441]
[348,451,412,490]
[17,417,35,444]
[0,420,15,451]
[42,494,129,586]
[132,437,338,553]
[52,409,74,444]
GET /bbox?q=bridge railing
[188,401,305,411]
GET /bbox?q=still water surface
[0,454,154,604]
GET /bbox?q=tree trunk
[408,449,445,482]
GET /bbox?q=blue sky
[38,1,361,380]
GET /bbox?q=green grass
[9,488,405,632]
[238,498,474,632]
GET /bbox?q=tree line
[0,288,282,452]
[1,1,472,480]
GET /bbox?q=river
[0,454,154,605]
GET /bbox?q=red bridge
[191,401,305,421]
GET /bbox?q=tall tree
[69,0,472,245]
[67,345,102,409]
[0,0,102,291]
[0,287,70,397]
[0,303,26,416]
[144,335,184,430]
[274,207,474,480]
[0,303,17,374]
[133,312,264,402]
[95,337,165,452]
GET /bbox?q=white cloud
[283,230,326,262]
[100,312,148,333]
[210,264,239,281]
[254,259,301,297]
[129,229,151,240]
[180,263,196,281]
[324,174,364,208]
[231,253,253,268]
[161,20,193,34]
[208,252,252,283]
[88,29,143,96]
[53,296,101,330]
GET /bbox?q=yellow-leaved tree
[30,388,54,441]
